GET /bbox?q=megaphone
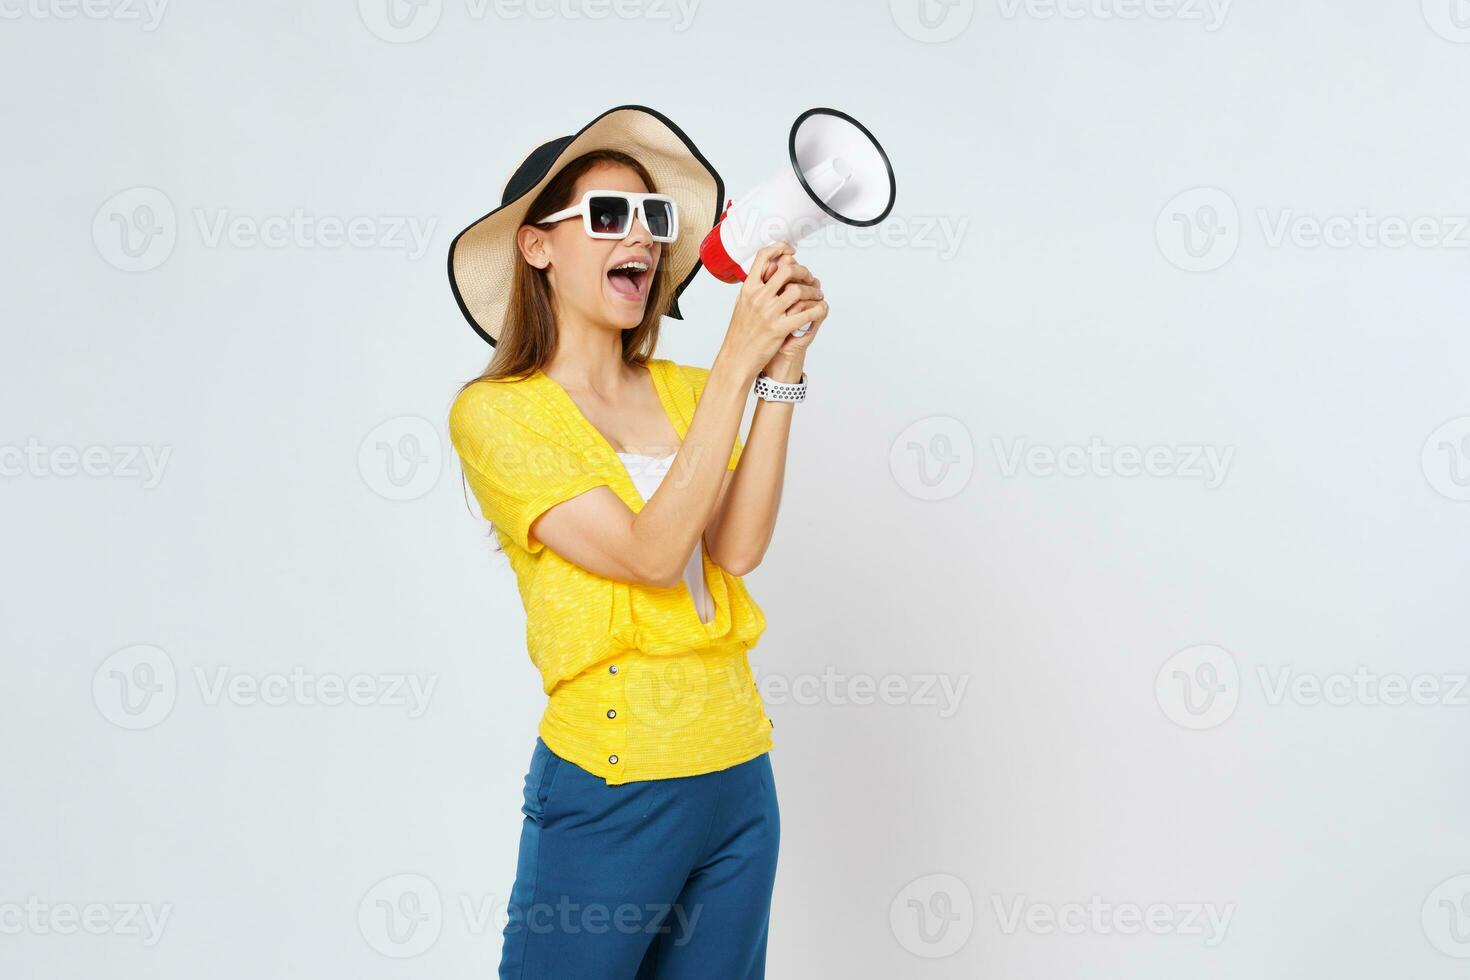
[700,107,897,336]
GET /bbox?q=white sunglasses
[536,190,680,243]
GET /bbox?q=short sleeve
[449,382,611,554]
[678,363,743,470]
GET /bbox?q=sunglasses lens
[588,196,630,236]
[643,199,675,239]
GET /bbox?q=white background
[4,1,1470,977]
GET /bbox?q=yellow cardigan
[449,357,773,784]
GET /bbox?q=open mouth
[606,259,651,303]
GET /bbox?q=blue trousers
[498,738,781,979]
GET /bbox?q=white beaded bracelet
[753,371,807,403]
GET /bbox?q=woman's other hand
[759,251,827,379]
[718,242,826,381]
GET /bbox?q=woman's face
[524,163,663,332]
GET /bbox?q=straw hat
[447,104,725,347]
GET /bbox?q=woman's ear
[517,224,551,270]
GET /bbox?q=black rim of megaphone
[789,107,896,229]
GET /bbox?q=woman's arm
[529,243,817,587]
[704,253,828,575]
[529,352,756,588]
[702,356,802,576]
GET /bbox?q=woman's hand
[760,252,828,381]
[717,242,827,381]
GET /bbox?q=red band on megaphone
[699,223,747,284]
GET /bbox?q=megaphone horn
[700,107,897,296]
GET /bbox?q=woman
[446,106,828,979]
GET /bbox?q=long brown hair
[458,149,672,394]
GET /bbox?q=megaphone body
[700,107,896,335]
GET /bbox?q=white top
[615,450,714,623]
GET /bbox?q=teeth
[611,260,649,272]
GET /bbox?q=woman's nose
[623,207,654,244]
